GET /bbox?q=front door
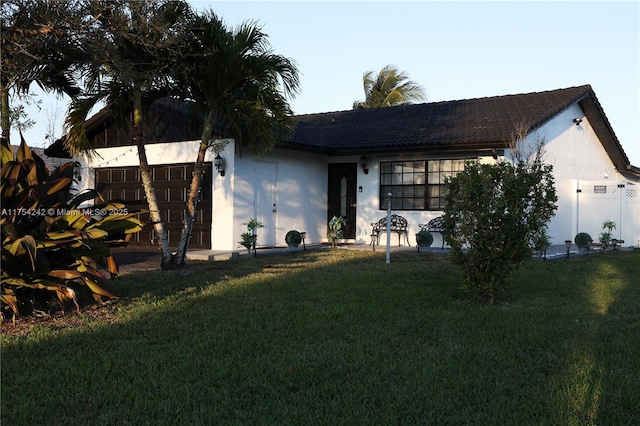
[327,163,357,239]
[253,162,277,247]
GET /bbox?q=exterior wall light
[359,155,369,174]
[214,153,225,177]
[573,118,583,126]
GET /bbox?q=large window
[380,159,468,210]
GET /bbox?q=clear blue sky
[17,1,640,166]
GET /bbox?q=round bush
[574,232,592,247]
[285,230,302,245]
[415,230,433,247]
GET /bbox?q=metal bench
[587,239,624,254]
[419,216,446,249]
[370,214,410,251]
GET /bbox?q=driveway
[111,247,163,273]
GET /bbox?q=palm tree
[65,0,194,269]
[353,65,426,109]
[171,11,300,267]
[0,0,86,141]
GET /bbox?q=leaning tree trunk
[131,89,174,269]
[1,82,11,142]
[173,110,215,267]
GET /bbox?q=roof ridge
[426,84,592,105]
[293,85,593,118]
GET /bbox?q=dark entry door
[327,163,357,239]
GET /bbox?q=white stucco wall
[231,148,327,250]
[521,104,632,245]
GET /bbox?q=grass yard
[2,248,639,425]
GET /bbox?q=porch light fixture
[573,118,583,126]
[214,153,225,177]
[564,240,572,259]
[359,155,369,174]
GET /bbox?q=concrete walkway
[113,242,634,273]
[186,242,435,261]
[186,242,633,263]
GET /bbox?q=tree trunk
[173,111,215,267]
[1,83,11,142]
[131,89,174,269]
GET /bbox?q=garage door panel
[125,169,138,180]
[156,188,169,202]
[169,209,184,222]
[169,167,184,180]
[170,188,185,202]
[155,168,168,180]
[111,170,124,181]
[96,170,110,182]
[124,189,138,200]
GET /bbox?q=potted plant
[240,218,264,256]
[532,227,552,258]
[244,218,264,233]
[328,215,345,247]
[415,229,433,251]
[573,232,593,247]
[574,232,592,252]
[239,232,254,253]
[285,230,302,250]
[599,220,616,250]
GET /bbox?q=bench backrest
[419,216,444,232]
[372,214,408,232]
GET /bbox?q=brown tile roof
[44,84,638,178]
[290,85,595,154]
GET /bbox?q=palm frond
[354,64,426,109]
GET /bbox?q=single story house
[46,84,640,250]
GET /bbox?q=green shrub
[1,137,146,318]
[443,159,557,304]
[285,230,301,245]
[574,232,592,247]
[415,229,433,247]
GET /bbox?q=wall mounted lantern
[214,153,225,176]
[573,118,583,126]
[359,155,369,174]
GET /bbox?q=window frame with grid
[379,159,468,210]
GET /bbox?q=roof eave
[621,164,640,180]
[579,90,635,177]
[279,140,510,157]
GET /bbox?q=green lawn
[2,249,639,425]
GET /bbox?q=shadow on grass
[506,250,640,423]
[2,249,639,424]
[575,252,640,423]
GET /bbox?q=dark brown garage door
[95,163,213,249]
